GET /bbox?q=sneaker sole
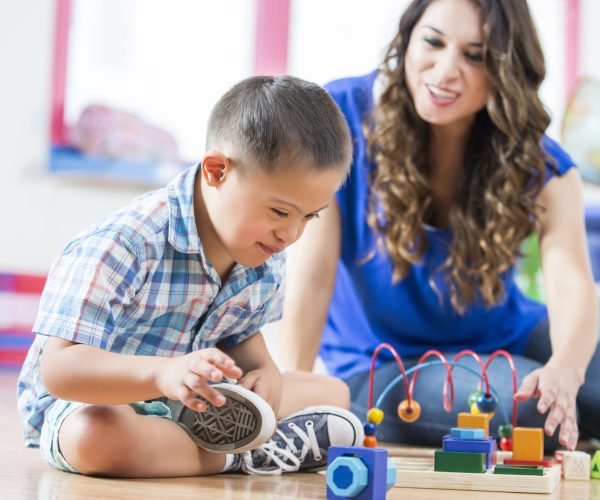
[171,384,276,453]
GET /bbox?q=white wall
[0,1,147,274]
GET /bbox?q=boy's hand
[156,348,243,412]
[514,361,582,451]
[238,366,283,415]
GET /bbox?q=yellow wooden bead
[470,402,481,414]
[367,407,384,425]
[397,399,421,423]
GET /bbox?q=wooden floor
[2,372,599,500]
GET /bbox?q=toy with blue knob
[326,446,396,499]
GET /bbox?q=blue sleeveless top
[320,72,575,381]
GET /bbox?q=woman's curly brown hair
[367,0,552,313]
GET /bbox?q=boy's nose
[275,223,302,245]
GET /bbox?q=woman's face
[405,0,490,131]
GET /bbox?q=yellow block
[457,412,490,437]
[512,427,544,462]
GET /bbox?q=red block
[504,458,552,467]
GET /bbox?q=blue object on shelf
[49,145,187,186]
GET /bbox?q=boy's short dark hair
[206,76,351,172]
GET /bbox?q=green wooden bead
[498,424,513,438]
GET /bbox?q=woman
[281,0,599,452]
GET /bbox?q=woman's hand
[155,348,243,412]
[514,360,583,450]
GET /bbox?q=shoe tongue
[250,448,269,467]
[273,428,306,455]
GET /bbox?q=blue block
[443,435,497,469]
[327,446,391,500]
[451,427,485,440]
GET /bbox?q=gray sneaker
[232,406,364,475]
[167,383,276,453]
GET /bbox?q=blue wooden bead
[475,393,497,413]
[364,422,377,436]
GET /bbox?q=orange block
[457,412,491,437]
[512,427,544,462]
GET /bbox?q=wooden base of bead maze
[390,459,561,494]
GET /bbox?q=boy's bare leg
[277,371,351,419]
[58,404,226,478]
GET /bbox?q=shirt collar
[167,164,203,254]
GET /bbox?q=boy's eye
[305,213,320,221]
[424,37,443,48]
[271,209,288,218]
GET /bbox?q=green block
[434,450,485,473]
[494,464,545,476]
[592,450,600,480]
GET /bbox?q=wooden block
[495,451,513,464]
[494,464,545,476]
[562,451,591,480]
[434,450,485,473]
[592,451,600,480]
[442,435,496,469]
[392,460,561,494]
[512,427,543,462]
[457,412,490,437]
[451,427,485,440]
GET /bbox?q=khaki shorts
[39,399,172,473]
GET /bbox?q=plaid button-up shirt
[17,165,285,447]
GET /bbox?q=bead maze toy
[360,343,562,494]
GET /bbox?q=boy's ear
[200,151,233,186]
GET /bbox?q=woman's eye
[465,52,483,63]
[424,37,443,48]
[305,213,320,221]
[272,209,288,218]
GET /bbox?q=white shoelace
[241,420,321,476]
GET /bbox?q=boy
[17,76,362,477]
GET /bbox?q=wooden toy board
[390,459,561,494]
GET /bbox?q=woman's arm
[515,168,598,450]
[279,201,342,371]
[539,168,598,377]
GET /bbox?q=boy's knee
[325,376,351,409]
[59,405,132,475]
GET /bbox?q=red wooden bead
[499,437,513,451]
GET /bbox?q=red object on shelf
[0,273,46,293]
[0,272,45,369]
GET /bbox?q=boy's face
[197,153,345,273]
